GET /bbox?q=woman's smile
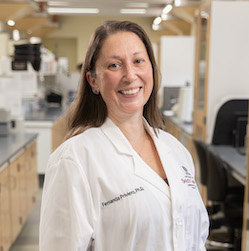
[118,87,142,96]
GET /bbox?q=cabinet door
[26,142,38,210]
[0,167,12,251]
[9,157,23,242]
[31,142,38,202]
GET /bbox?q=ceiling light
[47,7,100,14]
[120,9,147,14]
[7,20,15,26]
[152,24,160,31]
[161,13,169,21]
[174,0,181,7]
[125,3,149,8]
[48,1,70,6]
[153,17,162,25]
[201,11,209,19]
[162,4,173,14]
[13,30,20,41]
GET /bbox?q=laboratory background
[0,0,249,250]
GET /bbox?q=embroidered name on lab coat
[181,166,197,190]
[102,187,145,207]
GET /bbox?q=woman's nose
[123,63,137,82]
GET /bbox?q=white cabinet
[24,121,52,174]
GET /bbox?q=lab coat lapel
[156,139,189,205]
[133,121,172,197]
[133,157,171,198]
[101,118,171,197]
[100,118,134,156]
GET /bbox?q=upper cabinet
[193,1,249,143]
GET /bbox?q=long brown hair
[66,20,164,139]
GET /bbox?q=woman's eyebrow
[107,52,144,59]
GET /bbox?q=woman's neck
[108,112,147,151]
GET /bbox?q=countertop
[209,145,247,185]
[24,106,66,122]
[163,113,193,135]
[0,132,37,168]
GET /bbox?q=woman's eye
[135,59,144,64]
[108,63,119,69]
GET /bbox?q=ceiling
[40,0,202,17]
[0,0,202,37]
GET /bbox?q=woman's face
[87,31,153,120]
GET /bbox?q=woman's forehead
[98,31,147,59]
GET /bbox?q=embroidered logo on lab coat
[181,166,197,189]
[102,187,145,207]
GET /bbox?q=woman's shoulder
[48,127,102,167]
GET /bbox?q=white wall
[160,36,195,87]
[206,1,249,143]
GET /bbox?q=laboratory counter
[24,106,66,122]
[209,145,246,185]
[163,113,193,135]
[0,132,37,168]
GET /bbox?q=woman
[39,20,209,251]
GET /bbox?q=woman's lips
[119,87,141,95]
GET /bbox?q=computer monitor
[162,87,180,111]
[212,99,248,146]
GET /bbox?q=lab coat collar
[100,117,171,156]
[100,117,135,156]
[101,117,173,197]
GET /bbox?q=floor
[9,190,41,251]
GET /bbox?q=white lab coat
[39,117,209,251]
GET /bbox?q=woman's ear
[86,71,97,89]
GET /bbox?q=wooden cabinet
[0,141,38,249]
[9,156,23,242]
[52,116,67,152]
[242,112,249,251]
[0,164,12,251]
[165,116,197,167]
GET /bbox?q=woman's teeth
[120,88,140,95]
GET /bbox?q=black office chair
[194,139,220,216]
[206,148,244,250]
[193,139,208,187]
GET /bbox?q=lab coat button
[176,217,183,226]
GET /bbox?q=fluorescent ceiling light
[152,24,160,31]
[13,30,20,41]
[120,9,146,14]
[153,17,162,25]
[7,20,15,26]
[125,3,149,8]
[161,13,169,21]
[47,7,99,14]
[162,4,172,14]
[174,0,181,7]
[48,1,70,6]
[201,11,209,19]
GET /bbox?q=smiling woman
[39,20,209,251]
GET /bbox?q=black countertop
[24,106,66,122]
[0,132,37,167]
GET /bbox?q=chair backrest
[193,139,208,186]
[206,148,228,202]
